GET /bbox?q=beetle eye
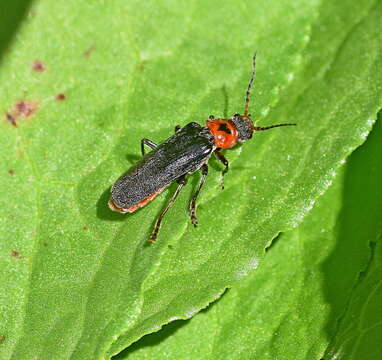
[232,113,241,121]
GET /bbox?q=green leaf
[326,237,382,360]
[323,114,382,359]
[0,0,381,359]
[115,114,382,360]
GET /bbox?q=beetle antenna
[244,52,257,117]
[253,123,297,131]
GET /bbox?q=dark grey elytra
[108,53,296,243]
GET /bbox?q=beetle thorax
[206,119,239,148]
[206,113,255,148]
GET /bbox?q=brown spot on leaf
[82,226,88,231]
[11,250,21,259]
[83,45,96,58]
[14,101,37,117]
[5,112,17,127]
[56,93,66,101]
[32,60,45,72]
[8,169,14,175]
[5,100,38,126]
[0,335,5,344]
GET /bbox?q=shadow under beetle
[109,54,296,243]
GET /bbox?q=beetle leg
[175,125,182,132]
[141,138,158,156]
[214,150,229,189]
[189,164,208,227]
[149,175,188,243]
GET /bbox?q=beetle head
[231,113,254,142]
[207,53,296,148]
[230,53,296,141]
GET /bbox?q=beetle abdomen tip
[108,198,129,213]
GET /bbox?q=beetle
[108,53,296,243]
